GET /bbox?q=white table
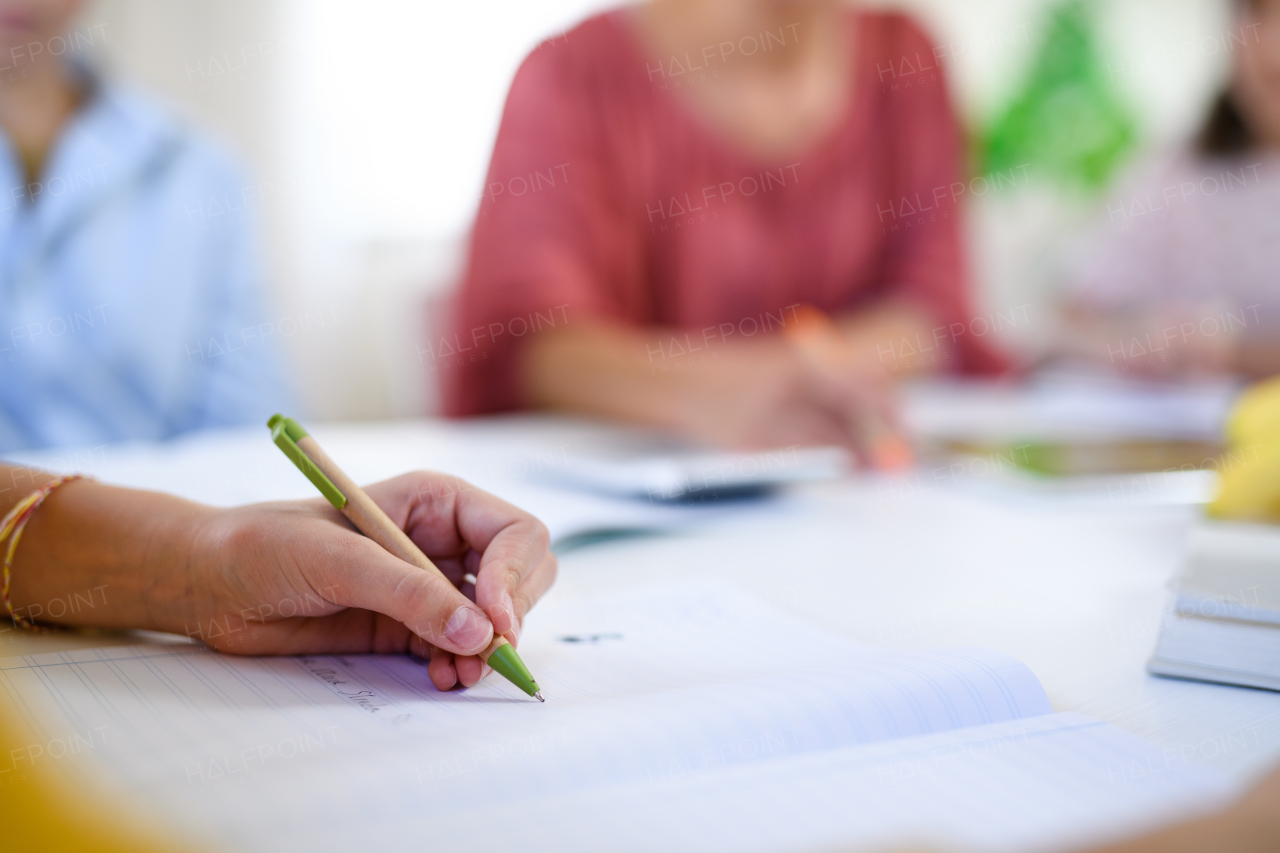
[5,415,1278,796]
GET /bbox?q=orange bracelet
[1,474,88,633]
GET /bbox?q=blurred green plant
[980,0,1139,191]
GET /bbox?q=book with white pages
[1,579,1230,853]
[1149,521,1280,692]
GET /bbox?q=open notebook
[0,580,1228,852]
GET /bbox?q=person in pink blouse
[1060,0,1280,380]
[443,0,1009,462]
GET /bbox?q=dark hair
[1197,0,1261,156]
[1196,89,1254,156]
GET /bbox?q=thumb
[314,536,494,656]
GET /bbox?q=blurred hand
[1054,763,1280,853]
[1230,762,1280,834]
[180,472,556,692]
[1060,303,1241,380]
[666,335,906,468]
[523,315,916,468]
[1122,308,1237,379]
[829,764,1280,853]
[836,301,947,380]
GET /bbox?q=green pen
[268,414,544,701]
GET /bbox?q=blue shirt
[0,78,292,452]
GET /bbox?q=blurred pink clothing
[443,7,1008,416]
[1069,151,1280,325]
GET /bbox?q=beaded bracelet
[1,474,88,632]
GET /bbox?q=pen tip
[534,690,545,703]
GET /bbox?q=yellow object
[0,697,183,852]
[1208,377,1280,521]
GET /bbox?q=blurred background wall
[79,0,1234,421]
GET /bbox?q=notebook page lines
[0,640,1052,830]
[416,714,1231,853]
[0,578,1064,849]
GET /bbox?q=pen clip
[268,414,348,510]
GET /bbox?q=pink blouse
[442,7,1009,415]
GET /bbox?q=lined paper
[0,580,1225,851]
[440,713,1231,853]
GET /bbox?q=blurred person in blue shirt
[0,0,291,451]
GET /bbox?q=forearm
[1079,808,1279,853]
[835,299,948,378]
[521,320,693,430]
[1,465,211,634]
[1235,337,1280,380]
[1055,303,1151,366]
